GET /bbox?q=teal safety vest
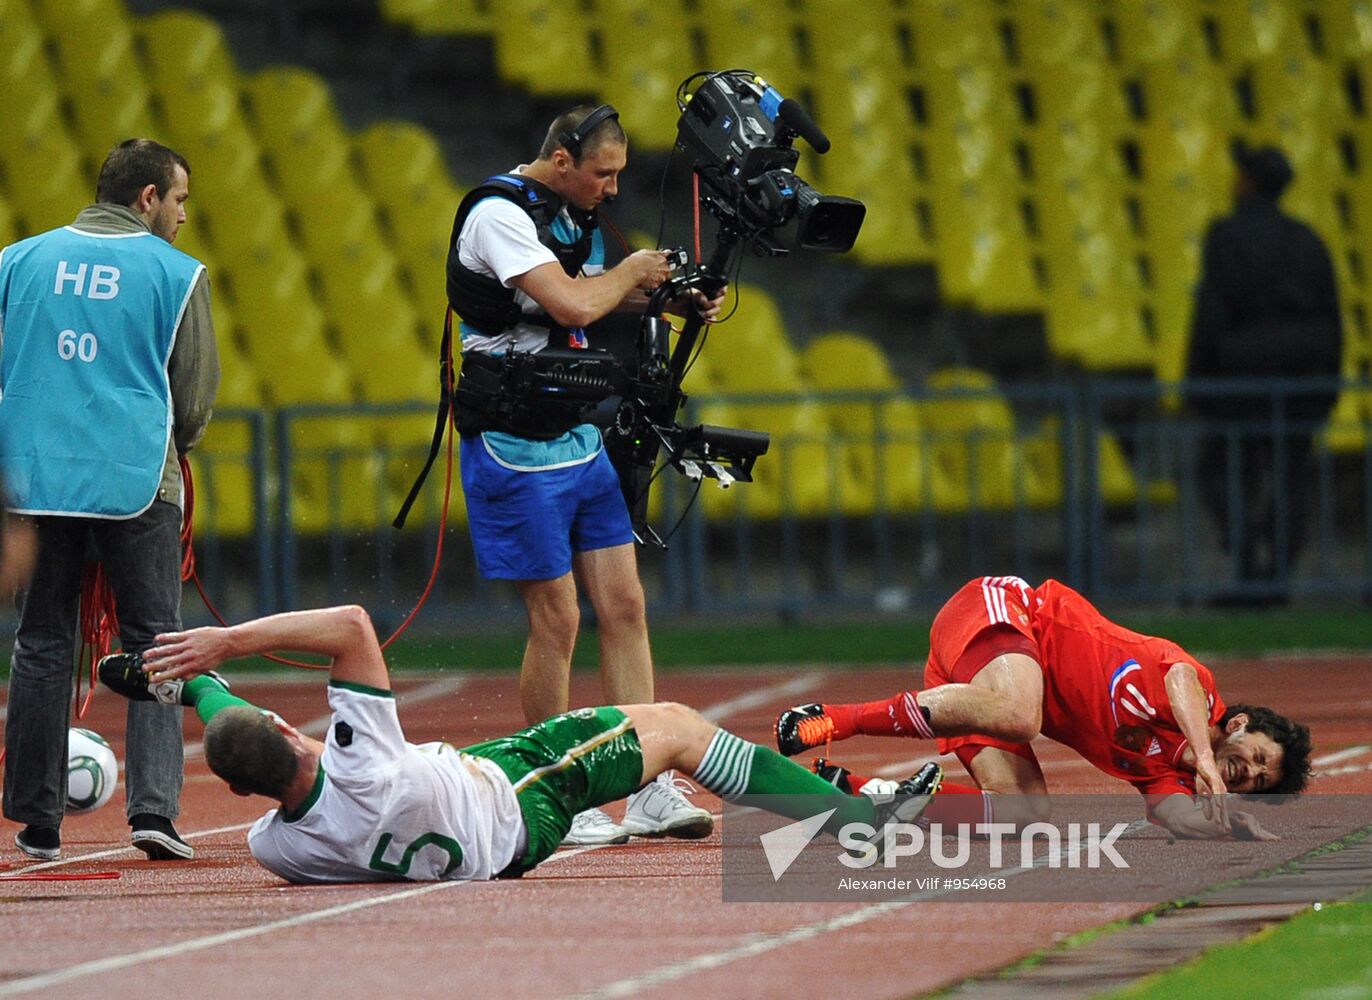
[0,224,203,517]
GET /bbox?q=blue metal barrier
[168,378,1371,622]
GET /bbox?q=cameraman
[448,105,724,845]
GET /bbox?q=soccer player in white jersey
[98,605,940,883]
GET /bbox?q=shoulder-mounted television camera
[398,72,865,546]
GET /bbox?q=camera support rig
[603,227,769,546]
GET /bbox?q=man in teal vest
[0,138,219,861]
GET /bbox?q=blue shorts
[460,433,634,580]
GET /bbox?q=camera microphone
[778,98,830,154]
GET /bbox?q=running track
[1,656,1370,999]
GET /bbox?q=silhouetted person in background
[1186,141,1343,605]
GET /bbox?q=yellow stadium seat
[595,1,696,151]
[243,66,339,146]
[1136,113,1231,188]
[30,0,130,34]
[1045,283,1155,374]
[1148,284,1198,401]
[43,18,157,161]
[188,422,257,538]
[261,336,356,408]
[1319,388,1372,454]
[1138,54,1239,128]
[290,175,380,256]
[194,332,264,539]
[157,76,245,146]
[375,174,461,338]
[287,412,384,534]
[1313,0,1372,60]
[171,119,272,206]
[354,121,449,208]
[1016,417,1137,508]
[382,0,490,35]
[169,217,215,275]
[1034,166,1131,241]
[492,1,593,95]
[231,268,334,371]
[1205,0,1304,64]
[1031,61,1129,128]
[904,1,1001,71]
[139,9,239,93]
[920,367,1045,512]
[314,237,423,364]
[694,0,801,82]
[0,123,92,235]
[711,283,792,357]
[200,193,292,273]
[358,349,434,406]
[800,333,900,392]
[1109,0,1205,66]
[798,335,937,513]
[1249,52,1346,128]
[245,67,355,198]
[0,7,62,143]
[914,62,1017,132]
[1095,429,1140,507]
[212,330,263,410]
[1008,0,1105,67]
[0,193,18,246]
[732,399,855,518]
[929,180,1040,312]
[807,5,904,77]
[847,189,933,266]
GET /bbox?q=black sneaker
[852,762,942,867]
[811,757,856,794]
[775,703,836,757]
[129,813,194,860]
[15,824,61,861]
[871,762,943,831]
[99,652,228,706]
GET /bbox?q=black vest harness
[395,177,606,528]
[445,173,598,337]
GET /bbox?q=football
[67,727,118,814]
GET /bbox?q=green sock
[693,729,875,833]
[184,675,258,726]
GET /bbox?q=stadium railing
[11,379,1362,634]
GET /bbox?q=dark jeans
[4,501,185,828]
[1197,428,1315,587]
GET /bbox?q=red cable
[181,312,459,663]
[692,170,702,264]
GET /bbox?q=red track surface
[2,657,1370,999]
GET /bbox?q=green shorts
[462,706,644,874]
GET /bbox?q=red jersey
[1031,580,1225,796]
[925,577,1226,797]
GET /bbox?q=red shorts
[923,577,1042,771]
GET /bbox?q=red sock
[922,781,994,831]
[840,770,874,794]
[826,691,934,740]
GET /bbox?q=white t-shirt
[454,166,604,356]
[247,684,526,884]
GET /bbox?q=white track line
[567,819,1154,1000]
[1314,745,1372,767]
[698,674,826,724]
[0,833,646,999]
[5,822,255,874]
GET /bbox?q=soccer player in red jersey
[775,576,1312,840]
